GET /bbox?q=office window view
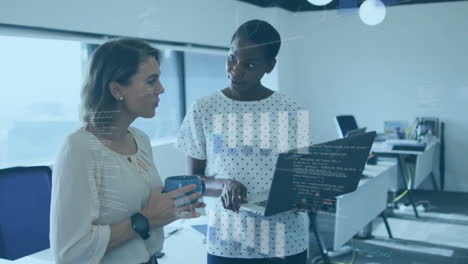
[184,52,227,110]
[0,36,83,168]
[0,34,227,168]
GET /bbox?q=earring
[119,97,123,101]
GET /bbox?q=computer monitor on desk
[335,115,386,142]
[335,115,359,138]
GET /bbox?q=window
[184,52,228,110]
[0,31,229,168]
[0,36,83,168]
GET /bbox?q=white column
[297,110,310,153]
[260,219,270,255]
[213,114,223,134]
[275,222,286,257]
[227,113,237,150]
[232,214,242,243]
[243,113,253,146]
[259,112,270,149]
[212,114,223,153]
[277,111,289,153]
[219,211,229,242]
[246,216,256,248]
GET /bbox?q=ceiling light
[359,0,387,26]
[307,0,334,7]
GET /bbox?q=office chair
[0,166,52,260]
[335,115,359,138]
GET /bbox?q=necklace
[127,154,153,195]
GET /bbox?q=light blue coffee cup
[163,175,205,204]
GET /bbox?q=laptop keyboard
[255,200,268,207]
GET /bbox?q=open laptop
[240,131,376,217]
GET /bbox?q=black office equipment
[367,153,378,165]
[392,143,426,152]
[240,132,376,217]
[416,117,440,139]
[335,115,359,138]
[269,132,376,216]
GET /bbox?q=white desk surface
[159,217,208,264]
[10,249,54,264]
[9,217,209,264]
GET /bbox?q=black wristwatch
[131,213,150,240]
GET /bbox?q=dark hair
[80,38,161,126]
[231,19,281,60]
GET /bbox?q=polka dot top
[176,91,309,258]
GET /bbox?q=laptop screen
[265,132,376,216]
[336,115,358,138]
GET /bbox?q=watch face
[132,213,150,239]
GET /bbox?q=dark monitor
[335,115,359,138]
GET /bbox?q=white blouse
[177,91,309,259]
[50,127,163,264]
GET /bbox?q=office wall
[151,142,188,180]
[280,2,468,192]
[0,0,249,46]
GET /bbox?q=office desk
[372,140,440,217]
[158,217,207,264]
[6,163,397,264]
[372,140,439,190]
[312,161,397,252]
[11,217,209,264]
[155,161,397,264]
[11,248,54,264]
